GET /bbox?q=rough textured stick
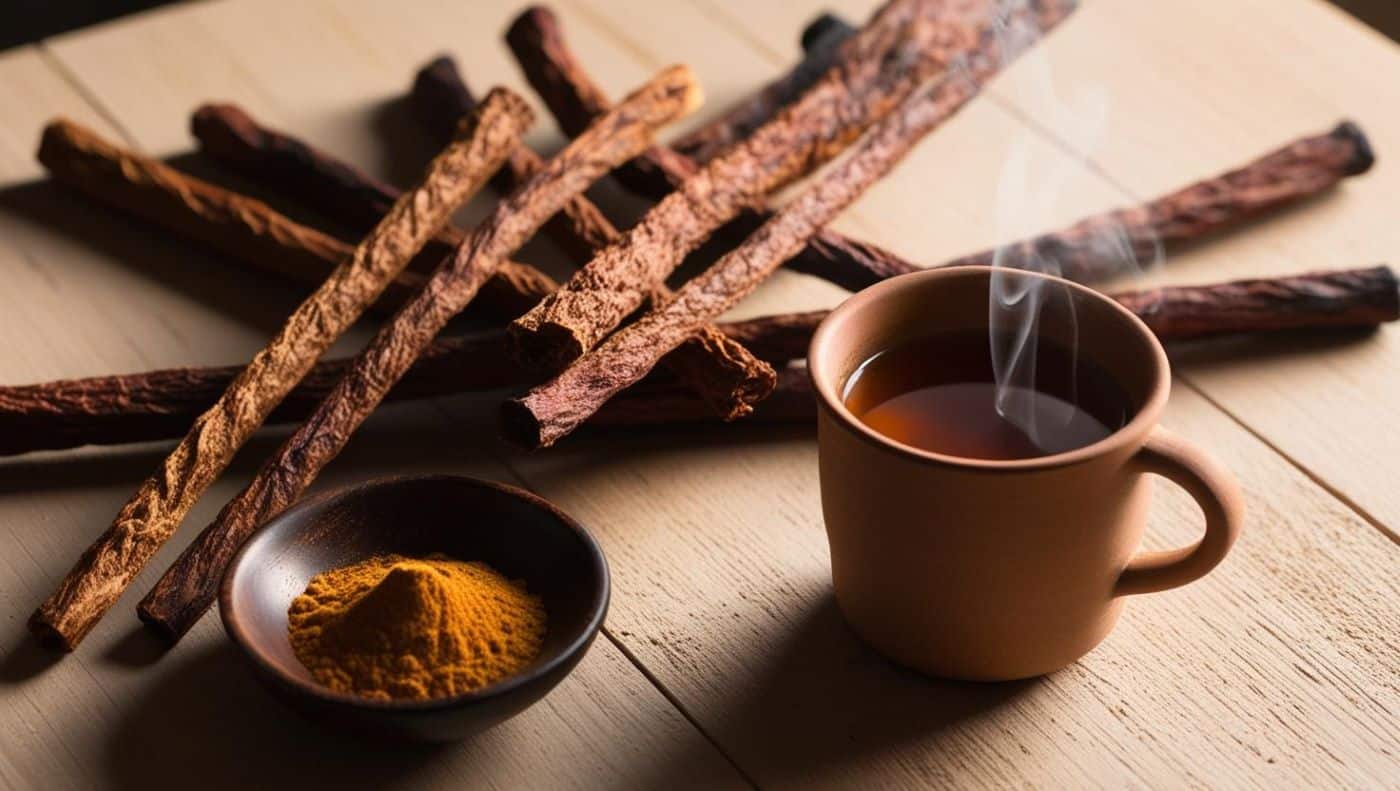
[504,5,921,295]
[503,42,1000,448]
[592,366,816,427]
[1115,265,1400,340]
[0,312,798,458]
[192,103,557,318]
[3,267,1393,457]
[941,121,1377,281]
[411,55,774,418]
[509,0,1080,368]
[517,7,1379,294]
[669,12,858,164]
[0,333,526,457]
[37,119,426,313]
[29,91,534,652]
[137,66,703,643]
[413,55,617,257]
[505,6,700,198]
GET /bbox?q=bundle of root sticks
[12,1,1394,653]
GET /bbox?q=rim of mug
[807,265,1171,472]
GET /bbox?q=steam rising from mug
[986,0,1160,450]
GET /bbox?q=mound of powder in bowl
[287,554,546,701]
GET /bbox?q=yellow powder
[287,554,546,701]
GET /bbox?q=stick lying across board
[1,267,1393,456]
[509,7,1377,293]
[502,9,1014,447]
[508,0,1079,370]
[137,66,704,644]
[30,91,535,652]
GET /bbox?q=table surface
[1,0,1397,788]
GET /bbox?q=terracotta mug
[808,266,1243,681]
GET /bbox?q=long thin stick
[190,104,559,318]
[504,2,954,357]
[29,92,534,651]
[668,13,857,165]
[507,8,1376,293]
[136,66,704,644]
[504,29,1002,448]
[508,0,1078,370]
[37,119,426,314]
[411,59,776,416]
[201,81,773,420]
[2,267,1393,457]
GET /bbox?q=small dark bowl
[220,474,609,741]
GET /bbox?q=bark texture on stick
[29,92,534,651]
[943,122,1377,281]
[192,103,556,318]
[669,13,858,165]
[504,5,921,296]
[38,119,425,312]
[2,267,1392,458]
[508,8,1377,294]
[411,55,774,419]
[503,35,1002,448]
[1117,265,1399,340]
[508,0,1065,370]
[137,67,703,643]
[505,6,700,198]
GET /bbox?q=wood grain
[1,0,1396,787]
[0,10,748,790]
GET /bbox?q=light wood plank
[13,0,1399,788]
[2,9,748,790]
[0,46,121,183]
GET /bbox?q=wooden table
[1,0,1397,787]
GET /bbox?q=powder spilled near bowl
[287,554,546,701]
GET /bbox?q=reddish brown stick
[941,122,1377,281]
[506,7,1377,293]
[30,93,533,652]
[595,365,817,426]
[504,28,1005,448]
[669,13,857,165]
[136,67,703,643]
[37,119,426,314]
[510,0,1079,369]
[191,103,559,318]
[503,5,922,294]
[504,5,701,198]
[197,87,771,419]
[2,267,1393,457]
[0,313,801,458]
[407,57,774,418]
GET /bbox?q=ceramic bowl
[220,474,609,741]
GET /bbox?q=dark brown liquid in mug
[842,329,1133,460]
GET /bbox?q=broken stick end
[135,599,188,646]
[800,13,855,53]
[507,321,587,374]
[35,118,80,168]
[499,398,547,450]
[1331,120,1375,176]
[27,609,77,653]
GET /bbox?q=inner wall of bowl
[231,478,604,688]
[814,268,1162,421]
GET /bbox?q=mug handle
[1115,427,1244,596]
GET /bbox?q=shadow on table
[685,595,1035,786]
[103,642,454,791]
